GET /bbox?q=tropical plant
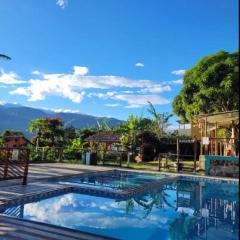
[147,101,173,138]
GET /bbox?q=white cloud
[139,85,172,93]
[161,79,183,85]
[73,66,89,76]
[135,62,144,67]
[104,103,120,107]
[32,70,41,75]
[9,66,174,106]
[171,69,186,75]
[42,107,80,113]
[114,94,170,108]
[56,0,68,8]
[0,69,25,85]
[171,79,183,84]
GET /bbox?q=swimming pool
[58,170,167,191]
[1,177,238,240]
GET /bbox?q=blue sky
[0,0,238,125]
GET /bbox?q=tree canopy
[28,117,65,147]
[173,51,239,122]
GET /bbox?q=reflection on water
[1,180,239,240]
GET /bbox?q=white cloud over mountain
[6,65,182,108]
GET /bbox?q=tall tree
[173,51,239,122]
[28,117,65,147]
[147,101,173,138]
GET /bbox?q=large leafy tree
[28,117,65,147]
[173,51,239,122]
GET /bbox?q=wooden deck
[0,215,117,240]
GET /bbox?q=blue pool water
[1,178,239,240]
[58,171,166,191]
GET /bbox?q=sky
[0,0,238,126]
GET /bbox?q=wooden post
[194,138,197,173]
[200,122,203,155]
[205,118,208,155]
[3,149,10,179]
[215,122,218,156]
[22,149,30,185]
[176,138,180,171]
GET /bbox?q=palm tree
[147,101,173,138]
[0,54,11,60]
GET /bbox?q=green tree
[147,101,173,138]
[28,117,65,147]
[173,51,239,122]
[1,129,23,137]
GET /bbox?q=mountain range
[0,103,122,138]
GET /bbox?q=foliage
[173,51,239,122]
[28,117,65,147]
[169,213,196,240]
[1,129,23,137]
[169,130,192,140]
[63,138,85,160]
[147,101,173,138]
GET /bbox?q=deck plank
[0,215,118,240]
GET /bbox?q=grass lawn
[62,159,200,173]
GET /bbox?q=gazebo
[85,131,122,166]
[195,110,239,177]
[85,131,121,151]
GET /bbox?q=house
[3,135,31,148]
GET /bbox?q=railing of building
[200,137,239,157]
[0,148,30,185]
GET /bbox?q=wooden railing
[0,148,30,185]
[200,138,239,157]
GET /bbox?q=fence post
[194,138,197,173]
[22,149,30,185]
[158,154,161,172]
[3,149,10,179]
[176,138,180,171]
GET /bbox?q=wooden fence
[0,148,30,185]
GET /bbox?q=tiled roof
[85,131,120,143]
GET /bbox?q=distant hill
[0,103,122,138]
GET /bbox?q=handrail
[0,148,30,185]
